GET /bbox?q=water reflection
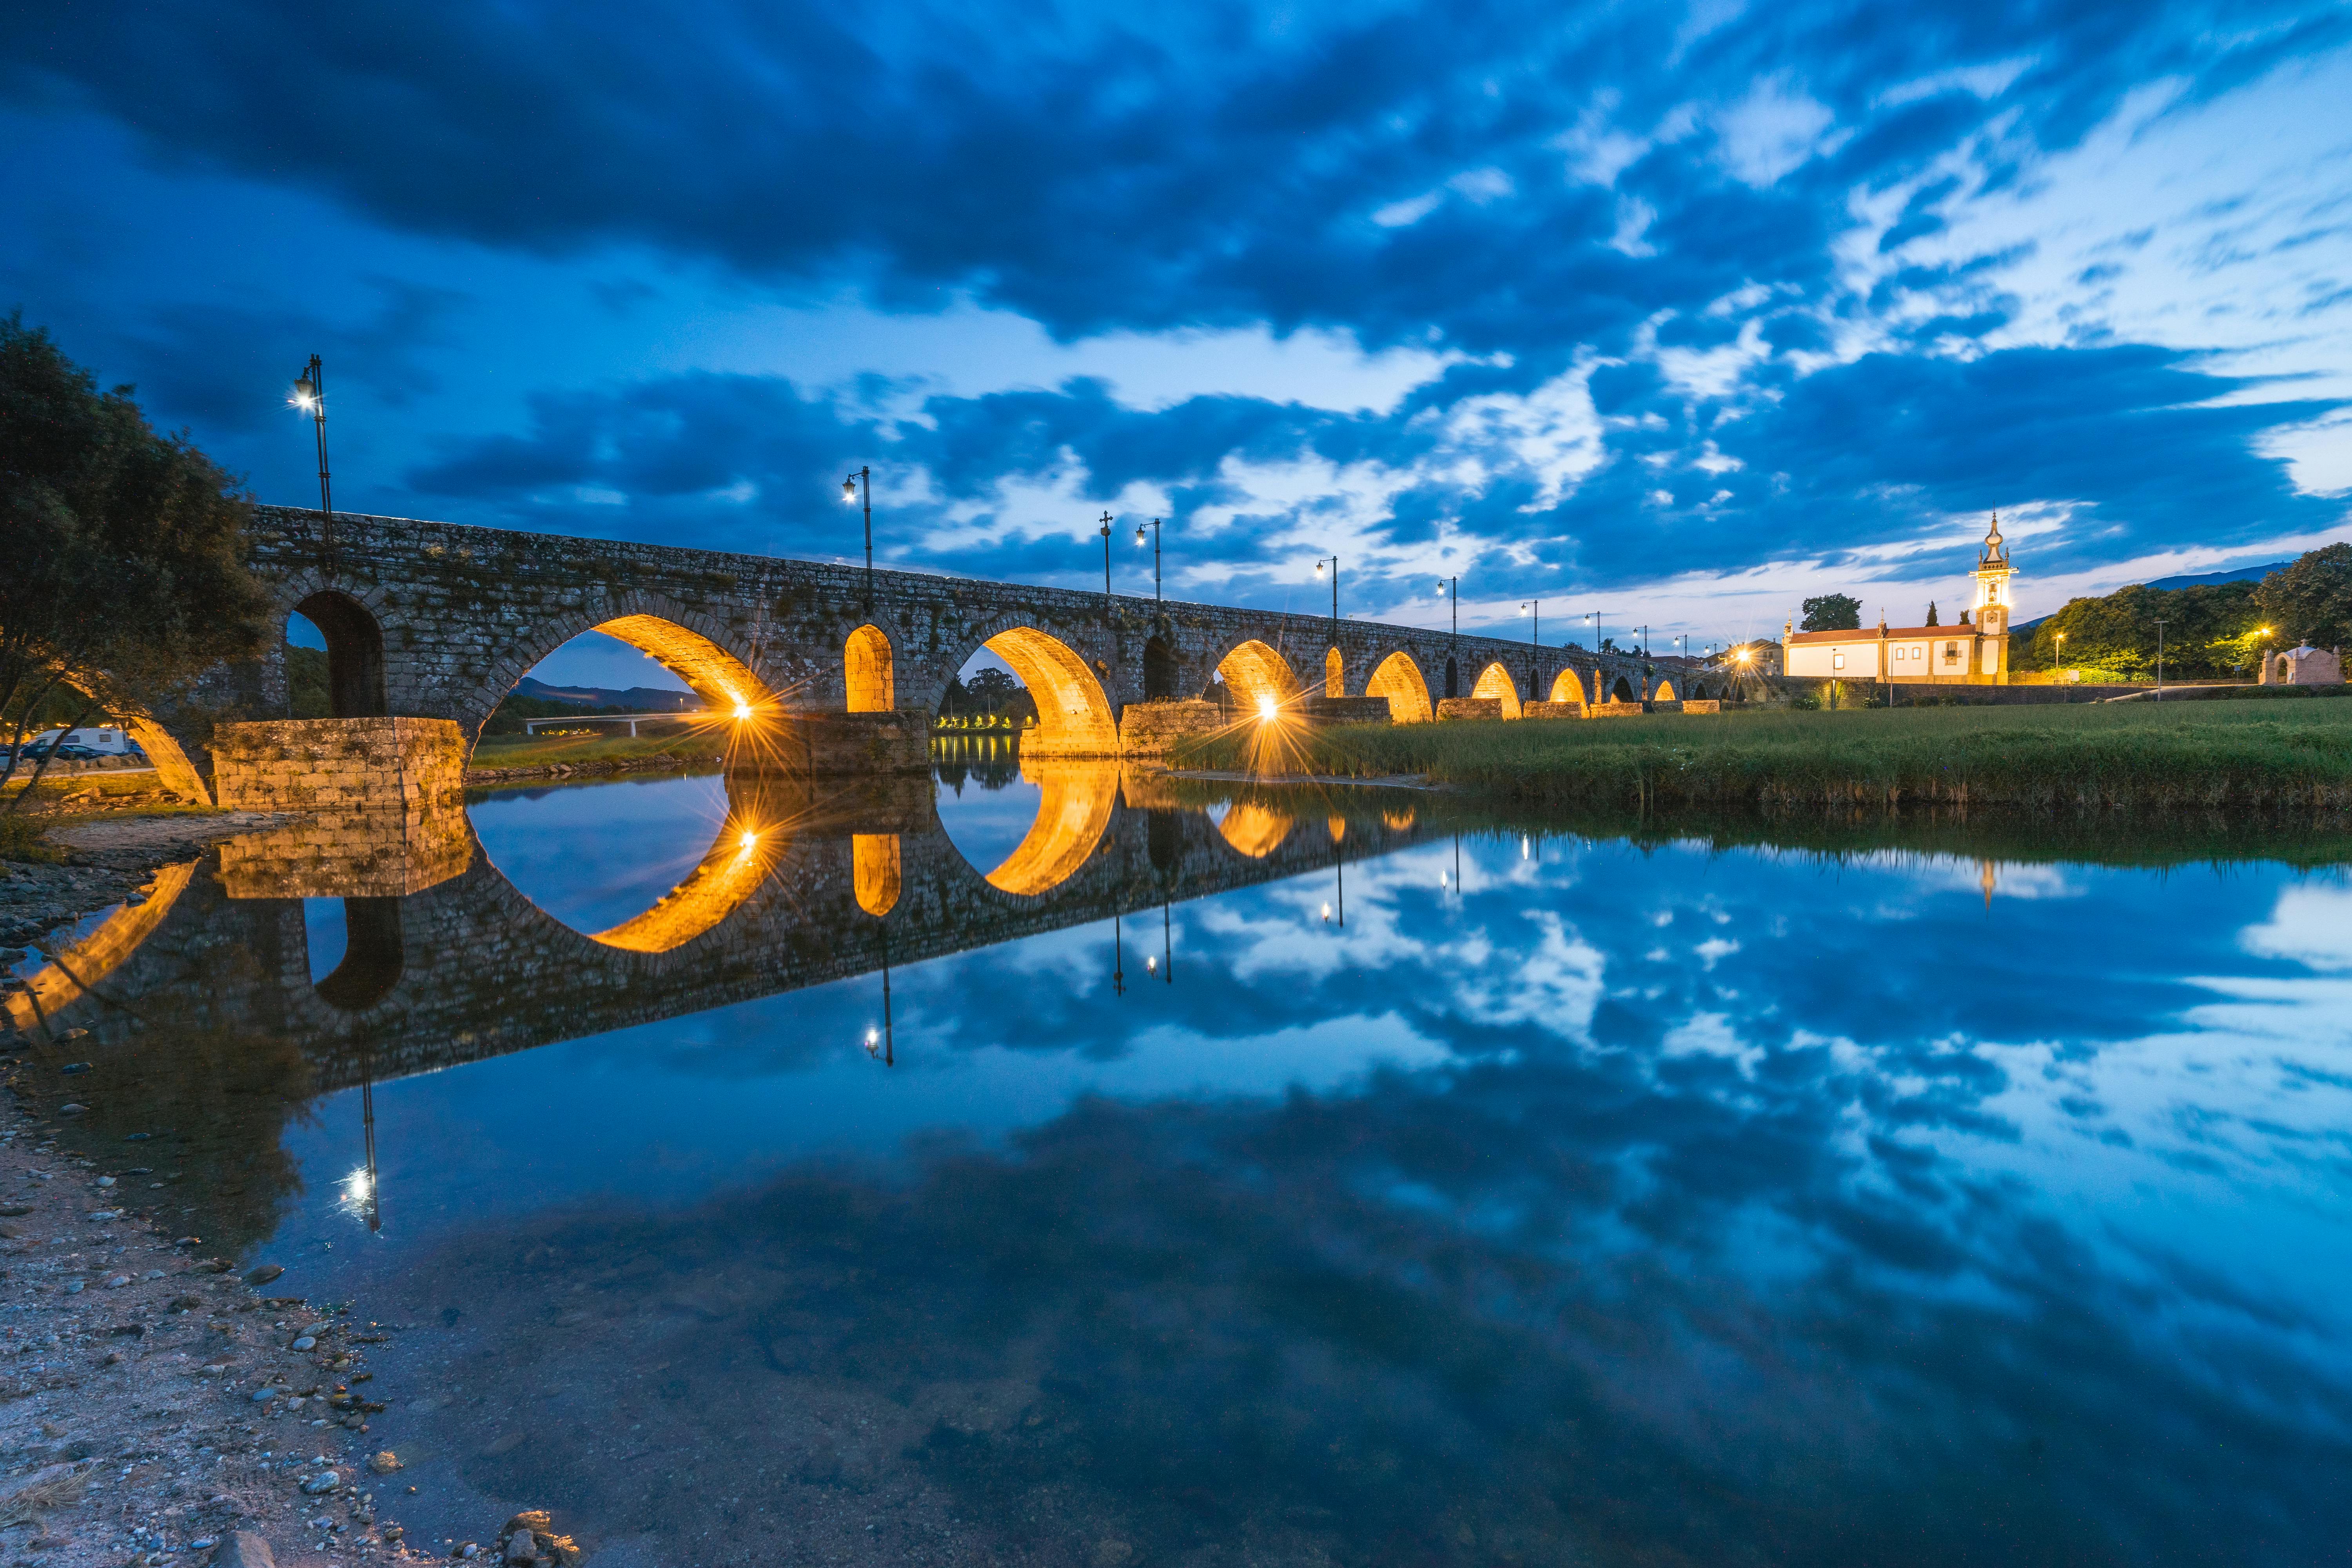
[10,780,2352,1563]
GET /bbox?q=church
[1784,515,2015,685]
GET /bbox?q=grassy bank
[467,731,724,777]
[1171,699,2352,812]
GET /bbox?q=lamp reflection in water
[1112,909,1127,997]
[864,926,895,1067]
[340,1043,382,1232]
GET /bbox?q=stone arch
[1365,651,1433,722]
[1612,676,1635,702]
[1548,668,1587,705]
[292,589,388,718]
[1470,662,1523,719]
[1216,640,1301,717]
[466,590,783,747]
[853,834,901,916]
[952,624,1120,759]
[314,897,405,1012]
[1445,655,1459,699]
[981,760,1122,896]
[1655,679,1677,702]
[1325,647,1345,698]
[1142,633,1179,701]
[845,624,894,712]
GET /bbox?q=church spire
[1980,510,2007,564]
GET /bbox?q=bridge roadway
[111,506,1699,800]
[6,767,1452,1095]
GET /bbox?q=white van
[24,726,144,757]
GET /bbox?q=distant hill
[2140,561,2290,592]
[514,676,698,711]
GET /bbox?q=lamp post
[1438,577,1458,648]
[1098,512,1116,617]
[2153,618,2166,700]
[1133,517,1163,604]
[1112,907,1127,997]
[290,356,334,571]
[1520,600,1541,697]
[2053,630,2065,678]
[840,467,874,611]
[1313,555,1339,645]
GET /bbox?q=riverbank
[0,1080,429,1566]
[465,733,722,786]
[1171,698,2352,812]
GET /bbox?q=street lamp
[840,466,874,610]
[290,356,333,521]
[1134,517,1164,604]
[1098,512,1115,614]
[1313,555,1339,646]
[1519,599,1541,695]
[1437,577,1458,650]
[2153,617,2167,701]
[2053,630,2065,677]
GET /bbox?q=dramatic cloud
[3,0,2348,633]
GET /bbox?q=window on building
[1944,642,1960,662]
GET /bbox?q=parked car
[50,744,103,761]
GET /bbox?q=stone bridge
[126,506,1705,801]
[5,767,1439,1093]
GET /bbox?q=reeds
[1170,700,2352,813]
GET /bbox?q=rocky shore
[0,1079,432,1567]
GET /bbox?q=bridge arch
[1654,678,1677,702]
[467,590,783,746]
[1611,676,1635,702]
[1324,647,1345,698]
[1216,640,1301,717]
[1142,633,1180,701]
[1470,662,1523,719]
[1548,668,1587,705]
[853,835,901,915]
[292,590,389,718]
[313,897,405,1012]
[940,621,1120,759]
[845,624,894,712]
[1445,655,1459,699]
[1365,651,1433,722]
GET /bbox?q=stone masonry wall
[211,718,467,813]
[226,508,1676,764]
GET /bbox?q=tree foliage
[2251,543,2352,650]
[2013,579,2263,679]
[0,313,273,798]
[1801,593,1862,632]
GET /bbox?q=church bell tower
[1971,512,2014,637]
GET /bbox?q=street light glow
[739,828,758,851]
[840,476,857,503]
[733,701,752,720]
[1256,695,1278,721]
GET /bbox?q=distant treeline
[286,647,676,733]
[2017,543,2352,681]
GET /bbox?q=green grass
[1171,698,2352,812]
[467,732,726,771]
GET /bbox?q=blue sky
[7,0,2351,684]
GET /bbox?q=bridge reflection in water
[7,765,1423,1096]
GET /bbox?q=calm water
[19,768,2352,1565]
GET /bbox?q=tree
[1926,601,1939,626]
[2013,579,2262,679]
[1801,593,1862,632]
[2252,543,2352,650]
[0,314,273,802]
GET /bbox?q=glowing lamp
[733,702,752,720]
[1145,956,1157,972]
[1134,524,1147,546]
[739,829,758,851]
[1314,561,1325,579]
[866,1027,879,1046]
[1256,695,1278,721]
[841,477,857,503]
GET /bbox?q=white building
[2259,645,2344,685]
[24,725,143,756]
[1784,515,2015,685]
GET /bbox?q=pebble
[300,1468,341,1494]
[102,1272,131,1288]
[94,1174,115,1187]
[367,1450,404,1474]
[58,1103,87,1116]
[63,1279,84,1294]
[249,1387,277,1403]
[291,1335,316,1352]
[245,1263,285,1286]
[60,1062,92,1075]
